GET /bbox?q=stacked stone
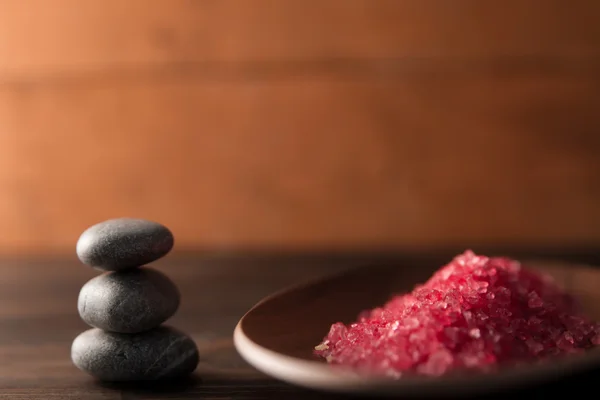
[71,218,199,381]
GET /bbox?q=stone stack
[71,218,199,381]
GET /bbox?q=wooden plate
[233,259,600,397]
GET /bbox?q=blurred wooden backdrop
[0,0,599,256]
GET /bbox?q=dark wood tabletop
[1,248,599,399]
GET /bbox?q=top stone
[76,218,174,271]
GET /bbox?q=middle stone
[78,268,180,333]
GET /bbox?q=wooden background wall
[0,1,599,256]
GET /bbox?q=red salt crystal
[489,307,512,319]
[417,349,454,376]
[547,327,562,341]
[495,287,512,305]
[526,339,544,355]
[476,283,489,294]
[404,317,420,330]
[357,310,372,321]
[556,332,575,350]
[527,292,544,308]
[527,316,543,333]
[327,323,347,342]
[462,310,474,326]
[314,251,600,377]
[572,331,585,342]
[565,316,592,335]
[469,328,481,339]
[443,327,467,346]
[542,348,561,357]
[474,310,489,322]
[387,351,414,371]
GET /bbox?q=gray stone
[78,268,180,333]
[76,218,174,271]
[71,326,199,381]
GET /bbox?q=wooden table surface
[1,249,599,399]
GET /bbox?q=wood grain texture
[1,0,600,79]
[0,251,598,399]
[0,70,599,254]
[0,1,599,255]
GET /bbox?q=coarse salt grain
[314,251,600,377]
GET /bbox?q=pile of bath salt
[314,251,600,378]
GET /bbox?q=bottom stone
[71,326,199,381]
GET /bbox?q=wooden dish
[233,259,600,397]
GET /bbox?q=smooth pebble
[71,326,199,381]
[78,268,180,333]
[77,218,174,271]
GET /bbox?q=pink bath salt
[314,251,599,377]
